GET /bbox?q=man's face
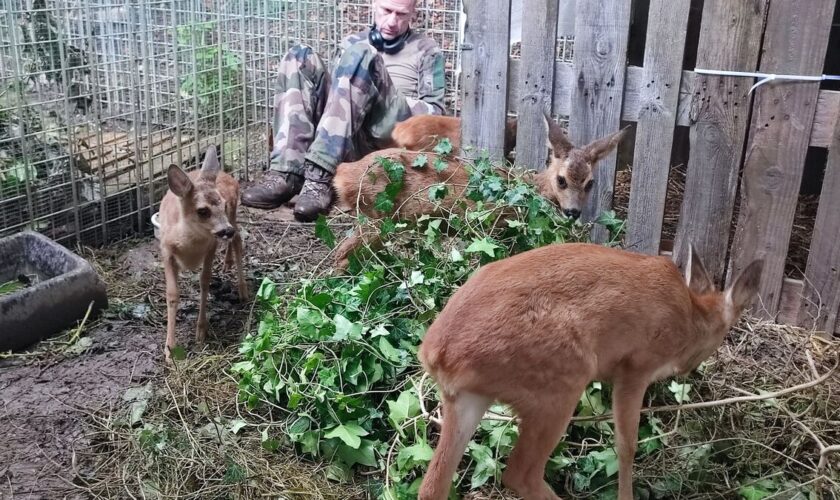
[373,0,415,40]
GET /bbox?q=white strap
[694,68,840,94]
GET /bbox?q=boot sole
[241,200,286,210]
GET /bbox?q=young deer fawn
[390,114,519,161]
[331,113,627,270]
[158,145,249,362]
[417,243,764,500]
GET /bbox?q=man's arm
[406,46,446,115]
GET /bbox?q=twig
[423,359,838,426]
[806,350,820,379]
[732,382,840,491]
[162,377,199,450]
[570,359,839,423]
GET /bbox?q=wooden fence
[457,0,840,335]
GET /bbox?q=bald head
[373,0,417,39]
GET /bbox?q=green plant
[177,21,244,131]
[234,146,652,497]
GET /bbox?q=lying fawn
[390,114,519,161]
[158,145,249,362]
[417,243,764,500]
[331,113,627,270]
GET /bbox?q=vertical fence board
[672,0,767,281]
[568,0,632,243]
[727,0,835,319]
[459,0,511,160]
[514,0,559,171]
[624,0,690,254]
[556,0,576,36]
[800,120,840,333]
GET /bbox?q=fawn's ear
[726,259,764,312]
[167,164,193,198]
[686,244,714,295]
[583,125,629,163]
[543,111,574,158]
[200,145,220,181]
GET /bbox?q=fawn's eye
[584,180,594,192]
[196,207,211,218]
[557,176,567,189]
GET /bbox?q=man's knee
[335,40,379,73]
[285,43,316,63]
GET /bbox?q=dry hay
[73,350,363,499]
[612,164,820,280]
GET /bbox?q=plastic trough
[0,231,108,352]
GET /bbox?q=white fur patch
[723,288,735,325]
[685,258,693,287]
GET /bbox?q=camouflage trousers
[271,42,425,177]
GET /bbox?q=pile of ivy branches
[235,142,649,499]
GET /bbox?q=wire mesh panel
[0,0,464,247]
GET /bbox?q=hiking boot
[293,161,335,222]
[241,170,303,209]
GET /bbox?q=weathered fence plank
[624,0,690,254]
[568,0,632,242]
[727,0,835,319]
[458,0,511,160]
[513,0,560,171]
[800,117,840,334]
[672,0,768,281]
[508,59,574,117]
[811,91,840,148]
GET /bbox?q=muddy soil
[0,203,337,499]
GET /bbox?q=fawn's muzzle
[215,226,235,239]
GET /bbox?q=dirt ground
[0,201,342,499]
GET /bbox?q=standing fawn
[158,145,249,362]
[417,243,764,500]
[331,113,627,270]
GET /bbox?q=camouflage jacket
[337,29,447,115]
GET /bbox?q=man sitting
[242,0,447,222]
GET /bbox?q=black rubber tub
[0,231,108,352]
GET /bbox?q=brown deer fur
[390,115,519,161]
[158,145,249,362]
[416,243,764,500]
[331,113,628,270]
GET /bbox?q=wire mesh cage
[0,0,575,247]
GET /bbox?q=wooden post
[459,0,511,161]
[568,0,632,243]
[624,0,690,254]
[672,0,767,281]
[800,114,840,333]
[514,0,559,171]
[727,0,835,319]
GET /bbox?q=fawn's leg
[163,255,180,362]
[502,379,589,500]
[418,391,491,500]
[334,226,363,272]
[196,247,215,343]
[333,224,383,272]
[224,203,238,272]
[223,240,234,272]
[232,229,249,300]
[612,379,647,500]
